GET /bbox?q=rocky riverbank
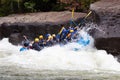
[90,0,120,57]
[0,11,86,45]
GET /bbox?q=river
[0,30,120,80]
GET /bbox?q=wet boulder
[90,0,120,56]
[90,0,120,38]
[9,33,22,45]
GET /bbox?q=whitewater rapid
[0,30,120,72]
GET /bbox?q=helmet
[34,38,39,42]
[48,36,52,39]
[70,30,74,33]
[39,35,43,39]
[52,34,56,37]
[50,36,53,39]
[24,43,29,47]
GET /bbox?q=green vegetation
[24,1,35,12]
[0,0,99,16]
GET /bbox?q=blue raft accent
[20,47,28,52]
[77,37,90,46]
[73,36,90,51]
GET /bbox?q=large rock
[9,33,22,45]
[95,38,120,56]
[90,0,120,56]
[0,11,86,45]
[90,0,120,38]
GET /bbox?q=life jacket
[66,30,74,41]
[60,29,69,41]
[39,39,45,47]
[32,42,41,51]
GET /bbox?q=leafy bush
[0,0,99,16]
[24,1,35,12]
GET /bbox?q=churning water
[0,29,120,80]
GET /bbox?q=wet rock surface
[95,38,120,56]
[90,0,120,38]
[90,0,120,57]
[0,11,86,45]
[9,33,22,45]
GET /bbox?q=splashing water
[0,29,120,73]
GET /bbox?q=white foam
[0,30,120,71]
